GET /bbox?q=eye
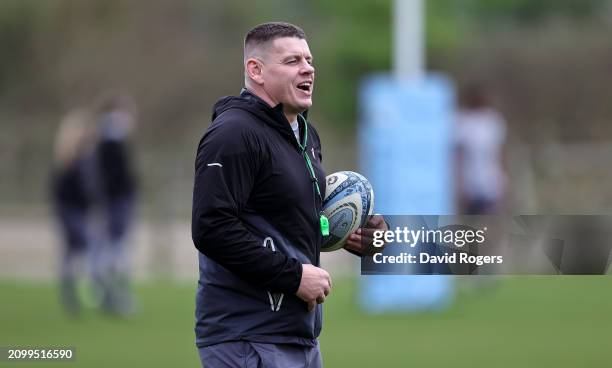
[286,59,298,64]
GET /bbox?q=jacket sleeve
[191,117,302,294]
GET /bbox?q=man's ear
[245,58,264,85]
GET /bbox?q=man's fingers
[366,215,388,231]
[359,228,380,239]
[347,232,361,243]
[344,235,380,256]
[322,269,332,290]
[297,264,333,307]
[366,216,379,228]
[348,228,380,242]
[347,232,375,248]
[344,237,361,252]
[343,216,388,256]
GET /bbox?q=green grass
[1,277,611,367]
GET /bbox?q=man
[454,83,507,215]
[52,108,95,315]
[192,22,387,367]
[93,93,138,315]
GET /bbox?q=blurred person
[51,108,97,315]
[192,22,387,367]
[454,83,507,215]
[91,92,138,316]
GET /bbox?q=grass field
[1,277,611,367]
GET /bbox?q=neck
[244,85,296,124]
[244,85,276,108]
[285,112,297,123]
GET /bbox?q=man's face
[260,37,315,117]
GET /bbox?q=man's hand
[296,264,332,312]
[344,215,388,256]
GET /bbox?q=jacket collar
[240,88,309,121]
[238,88,309,148]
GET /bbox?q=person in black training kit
[52,108,96,315]
[192,22,387,367]
[93,93,138,316]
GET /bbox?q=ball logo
[327,175,338,186]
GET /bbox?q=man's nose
[301,62,315,75]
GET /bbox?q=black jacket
[52,159,92,210]
[97,139,136,201]
[192,89,326,347]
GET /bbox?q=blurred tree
[1,0,612,211]
[308,0,609,128]
[311,0,392,128]
[0,0,57,105]
[460,0,608,24]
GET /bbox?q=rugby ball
[321,171,374,252]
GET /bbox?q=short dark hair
[244,22,306,50]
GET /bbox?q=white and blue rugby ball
[321,171,374,252]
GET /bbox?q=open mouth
[296,81,312,93]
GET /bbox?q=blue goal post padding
[358,73,456,312]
